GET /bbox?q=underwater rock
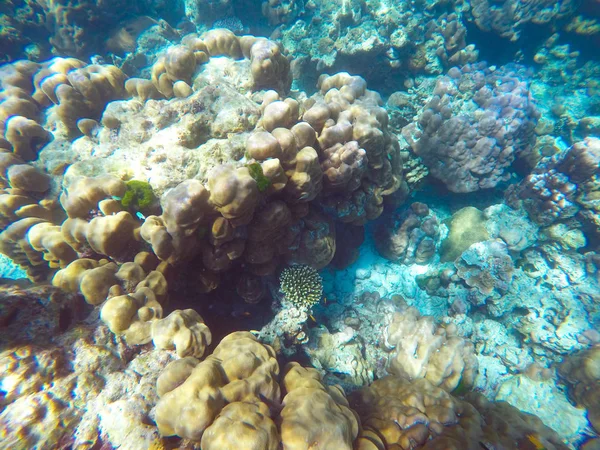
[440,206,489,262]
[454,239,515,301]
[496,374,590,445]
[374,202,441,265]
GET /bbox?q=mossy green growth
[279,264,323,309]
[451,376,471,396]
[247,162,270,193]
[120,180,157,216]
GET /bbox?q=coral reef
[468,0,577,41]
[1,2,600,448]
[558,346,600,433]
[508,137,600,239]
[374,202,440,264]
[350,375,570,450]
[385,306,478,392]
[402,63,540,192]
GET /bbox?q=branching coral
[279,264,323,309]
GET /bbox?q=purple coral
[402,63,540,193]
[508,137,600,226]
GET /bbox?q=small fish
[323,297,327,305]
[516,434,546,450]
[309,314,317,322]
[526,434,546,450]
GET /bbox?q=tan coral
[52,258,119,305]
[244,37,290,90]
[261,158,288,195]
[558,345,600,432]
[60,175,127,218]
[284,146,323,203]
[161,179,213,234]
[155,332,279,441]
[42,64,127,131]
[286,206,335,269]
[244,200,293,267]
[61,211,140,261]
[100,281,164,345]
[246,130,283,161]
[203,28,242,58]
[140,180,214,263]
[208,165,259,226]
[151,309,211,358]
[27,222,77,269]
[201,401,279,450]
[7,164,51,192]
[386,307,478,392]
[125,78,163,101]
[0,217,49,281]
[350,376,469,449]
[321,141,368,194]
[4,116,52,161]
[280,362,359,450]
[260,99,299,132]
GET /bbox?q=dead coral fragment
[279,264,323,309]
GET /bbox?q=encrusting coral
[375,202,440,264]
[155,331,280,443]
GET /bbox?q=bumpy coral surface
[559,346,600,433]
[509,137,600,233]
[385,306,478,392]
[402,63,540,193]
[375,202,440,264]
[279,264,323,309]
[350,376,569,450]
[469,0,577,41]
[2,3,599,448]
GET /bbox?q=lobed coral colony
[0,0,599,449]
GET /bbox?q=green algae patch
[247,162,271,193]
[120,180,158,216]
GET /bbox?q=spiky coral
[279,264,323,308]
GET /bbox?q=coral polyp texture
[1,0,600,448]
[279,264,324,309]
[402,63,540,193]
